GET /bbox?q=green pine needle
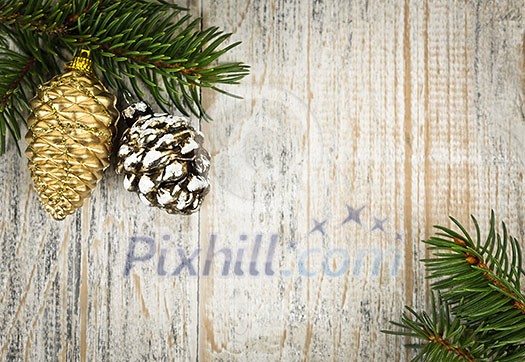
[384,213,525,361]
[0,0,249,154]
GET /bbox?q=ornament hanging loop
[65,49,93,73]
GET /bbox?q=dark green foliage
[385,293,489,362]
[0,0,249,153]
[384,212,525,361]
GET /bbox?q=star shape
[342,205,365,225]
[370,217,387,232]
[310,219,327,235]
[395,232,403,241]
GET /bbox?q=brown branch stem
[96,43,202,78]
[427,333,475,362]
[0,1,106,35]
[0,56,35,109]
[454,237,525,314]
[0,13,67,34]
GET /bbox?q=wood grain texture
[0,0,524,361]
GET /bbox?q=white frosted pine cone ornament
[116,102,211,214]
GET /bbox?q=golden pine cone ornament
[25,50,119,220]
[116,102,210,215]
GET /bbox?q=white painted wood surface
[1,0,524,361]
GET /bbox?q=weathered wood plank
[0,0,524,361]
[198,0,525,361]
[199,1,313,360]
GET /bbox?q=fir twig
[0,47,35,153]
[384,213,525,361]
[383,293,482,362]
[426,212,525,350]
[0,0,249,154]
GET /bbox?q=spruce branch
[425,212,525,348]
[0,47,35,153]
[0,0,249,154]
[385,213,525,361]
[384,293,483,362]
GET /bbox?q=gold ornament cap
[65,49,93,73]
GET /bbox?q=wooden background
[1,0,524,361]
